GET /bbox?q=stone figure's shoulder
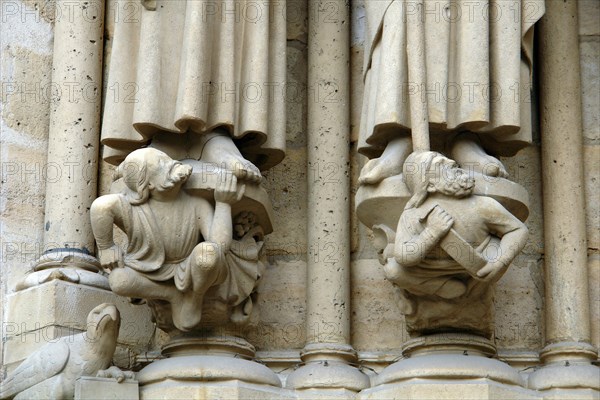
[91,193,126,211]
[472,194,508,213]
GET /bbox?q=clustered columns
[29,0,105,287]
[529,0,600,392]
[285,0,369,393]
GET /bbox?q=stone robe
[102,0,286,171]
[116,194,262,308]
[358,0,545,159]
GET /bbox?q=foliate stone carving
[359,151,528,337]
[90,148,266,334]
[0,304,129,400]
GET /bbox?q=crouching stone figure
[383,151,529,335]
[91,148,254,332]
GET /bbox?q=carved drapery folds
[356,0,537,338]
[93,0,284,337]
[87,1,285,394]
[358,0,545,185]
[101,0,286,172]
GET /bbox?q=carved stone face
[427,155,475,198]
[119,148,193,204]
[147,152,192,194]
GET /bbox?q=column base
[137,335,284,399]
[361,333,530,399]
[360,379,538,400]
[17,250,108,291]
[528,342,600,393]
[285,343,370,392]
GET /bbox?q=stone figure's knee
[194,242,221,269]
[108,268,134,294]
[384,258,422,289]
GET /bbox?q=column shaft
[43,0,104,256]
[538,0,593,354]
[305,0,351,349]
[285,0,369,391]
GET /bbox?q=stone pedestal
[286,343,370,393]
[3,280,154,372]
[136,335,287,400]
[75,377,139,400]
[527,342,600,398]
[360,334,535,400]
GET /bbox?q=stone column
[5,0,153,375]
[528,0,600,392]
[285,0,369,393]
[19,0,106,290]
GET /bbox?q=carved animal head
[404,151,474,209]
[116,148,192,205]
[85,303,120,344]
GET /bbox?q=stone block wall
[1,0,54,376]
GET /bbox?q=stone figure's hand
[215,171,246,205]
[426,206,454,238]
[476,261,507,281]
[98,245,124,272]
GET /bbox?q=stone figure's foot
[359,156,403,185]
[170,242,224,332]
[434,278,467,299]
[450,133,509,178]
[200,133,262,184]
[359,136,412,185]
[169,289,204,332]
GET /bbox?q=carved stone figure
[101,0,286,176]
[90,148,264,333]
[380,151,528,335]
[0,304,129,400]
[358,0,545,184]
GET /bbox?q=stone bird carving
[0,303,131,400]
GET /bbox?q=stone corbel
[91,148,282,397]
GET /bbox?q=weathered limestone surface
[1,0,599,398]
[1,304,126,400]
[75,377,139,400]
[3,281,154,372]
[579,0,600,363]
[1,0,53,294]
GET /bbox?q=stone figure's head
[403,151,474,209]
[116,148,192,205]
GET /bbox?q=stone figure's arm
[476,198,529,281]
[206,172,245,252]
[90,194,125,271]
[394,206,454,267]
